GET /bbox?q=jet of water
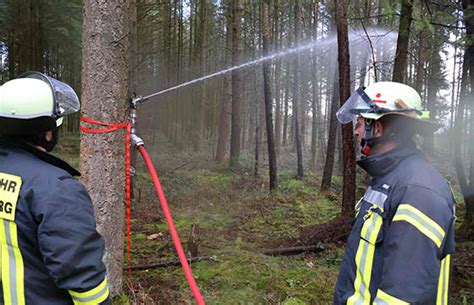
[139,28,397,104]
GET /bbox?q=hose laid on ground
[137,145,205,305]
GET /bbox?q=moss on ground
[123,169,344,303]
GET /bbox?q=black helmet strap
[361,119,375,155]
[361,115,413,156]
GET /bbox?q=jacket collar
[357,140,419,178]
[0,140,80,177]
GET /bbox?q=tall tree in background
[321,73,339,192]
[422,29,444,155]
[215,1,232,163]
[309,0,320,170]
[261,0,277,190]
[230,0,242,168]
[80,0,130,295]
[336,0,355,217]
[273,0,283,155]
[293,0,304,179]
[193,0,208,150]
[456,0,474,240]
[392,0,413,82]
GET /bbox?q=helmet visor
[19,72,80,118]
[47,76,80,117]
[336,87,374,124]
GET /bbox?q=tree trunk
[282,68,290,146]
[262,0,277,190]
[310,0,320,170]
[254,101,260,177]
[193,0,208,151]
[414,31,427,94]
[215,4,232,163]
[321,72,339,192]
[80,0,130,296]
[457,0,474,239]
[293,0,304,179]
[230,0,242,168]
[274,0,282,155]
[422,31,442,155]
[392,0,413,82]
[336,0,356,218]
[454,47,472,238]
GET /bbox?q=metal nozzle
[131,134,144,147]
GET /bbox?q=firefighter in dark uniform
[0,72,110,304]
[333,82,455,304]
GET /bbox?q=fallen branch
[127,245,325,270]
[259,244,324,256]
[129,255,225,271]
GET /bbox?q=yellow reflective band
[347,206,383,305]
[374,289,409,305]
[0,219,25,305]
[420,111,430,120]
[393,204,445,248]
[436,255,451,305]
[69,277,109,305]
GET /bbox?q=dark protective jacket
[334,142,455,305]
[0,142,110,305]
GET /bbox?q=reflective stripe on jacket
[334,143,455,305]
[0,143,110,305]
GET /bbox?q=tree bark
[193,0,208,151]
[80,0,130,295]
[309,0,320,170]
[215,3,233,163]
[274,0,282,155]
[336,0,356,217]
[321,72,339,192]
[262,0,278,190]
[230,0,242,168]
[293,0,304,179]
[282,67,290,146]
[392,0,413,83]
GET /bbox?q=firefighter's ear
[374,120,385,137]
[44,131,53,142]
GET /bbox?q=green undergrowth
[125,168,344,304]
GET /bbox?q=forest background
[0,0,473,304]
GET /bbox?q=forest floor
[55,133,473,305]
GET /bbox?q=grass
[124,168,343,304]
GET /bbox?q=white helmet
[337,82,439,134]
[0,71,80,135]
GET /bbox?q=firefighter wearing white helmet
[0,72,110,304]
[336,81,438,155]
[334,82,455,304]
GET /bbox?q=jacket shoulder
[1,146,74,180]
[397,154,452,202]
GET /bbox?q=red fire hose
[138,145,205,305]
[81,117,205,304]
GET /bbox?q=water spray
[133,28,396,105]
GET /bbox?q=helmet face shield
[47,76,80,117]
[336,87,374,124]
[19,72,80,119]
